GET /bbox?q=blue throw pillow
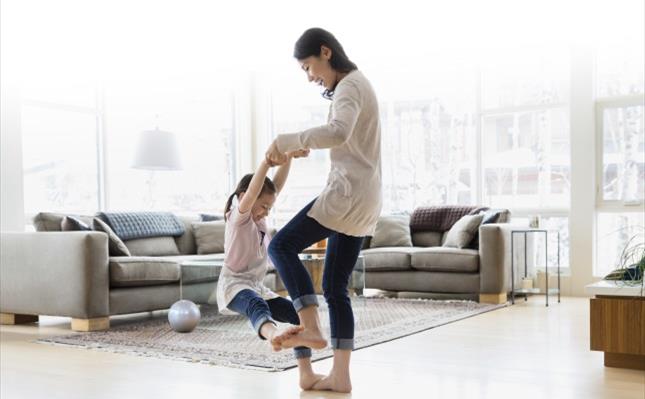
[200,213,224,222]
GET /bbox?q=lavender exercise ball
[168,300,201,333]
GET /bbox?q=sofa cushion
[411,247,480,273]
[442,214,484,248]
[61,216,92,231]
[370,215,412,248]
[109,257,180,287]
[174,215,199,255]
[192,221,226,254]
[411,231,443,247]
[180,262,222,284]
[124,236,180,256]
[360,247,416,271]
[33,212,93,232]
[160,254,225,283]
[93,218,131,256]
[162,254,226,263]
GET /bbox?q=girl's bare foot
[268,325,303,351]
[311,370,352,393]
[276,327,327,350]
[299,372,326,390]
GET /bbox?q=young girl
[216,149,325,389]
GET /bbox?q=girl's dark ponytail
[223,173,277,221]
[224,193,236,221]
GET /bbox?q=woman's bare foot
[311,370,352,393]
[276,327,327,350]
[299,372,326,390]
[265,325,303,352]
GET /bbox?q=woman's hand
[288,148,310,159]
[265,140,288,166]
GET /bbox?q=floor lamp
[131,127,182,209]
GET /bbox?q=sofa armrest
[479,224,513,294]
[0,231,110,319]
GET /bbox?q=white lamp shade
[132,129,182,170]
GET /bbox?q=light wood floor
[1,297,643,399]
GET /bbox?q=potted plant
[603,234,644,294]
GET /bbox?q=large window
[371,54,478,213]
[21,85,101,215]
[20,79,236,220]
[481,49,570,211]
[594,99,644,277]
[593,33,645,277]
[480,49,571,269]
[104,78,235,214]
[265,66,331,226]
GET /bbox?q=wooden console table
[586,281,645,370]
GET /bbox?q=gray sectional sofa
[1,206,513,332]
[1,212,230,331]
[360,206,513,303]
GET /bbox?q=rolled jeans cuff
[294,347,312,359]
[292,294,319,312]
[331,338,354,350]
[253,315,276,339]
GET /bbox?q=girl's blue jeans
[227,288,312,359]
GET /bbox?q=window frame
[594,94,645,209]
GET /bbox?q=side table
[510,229,561,306]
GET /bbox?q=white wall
[0,86,25,231]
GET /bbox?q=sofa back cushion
[192,221,226,254]
[174,215,199,255]
[124,236,180,256]
[411,231,443,247]
[410,206,487,232]
[370,215,412,248]
[33,212,93,232]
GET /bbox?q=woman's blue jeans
[268,199,364,350]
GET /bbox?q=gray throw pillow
[443,214,485,249]
[92,218,131,256]
[370,215,413,248]
[61,216,92,231]
[192,221,226,254]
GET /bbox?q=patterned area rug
[38,297,505,371]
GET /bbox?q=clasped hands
[265,140,309,166]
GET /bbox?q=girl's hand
[288,148,310,159]
[266,140,288,166]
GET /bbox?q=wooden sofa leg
[71,317,110,332]
[1,313,39,325]
[479,293,507,304]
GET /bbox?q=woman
[266,27,382,393]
